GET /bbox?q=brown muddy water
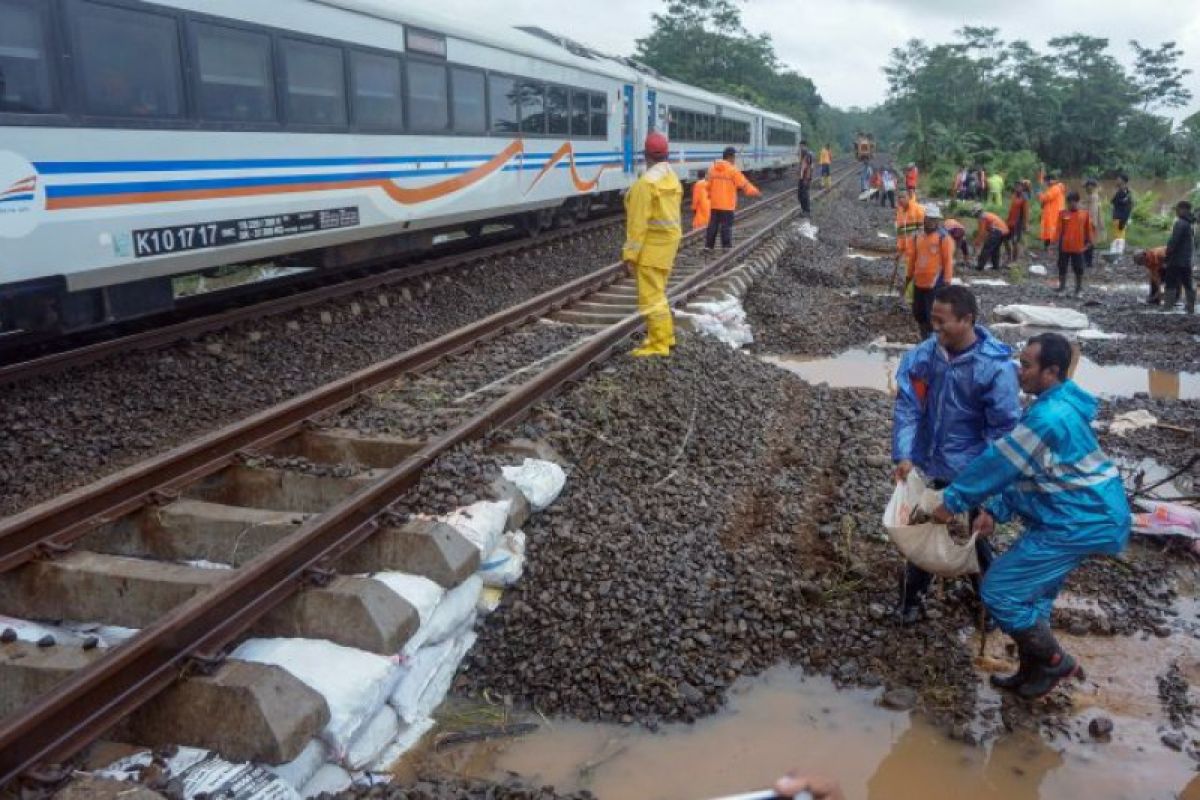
[418,662,1199,800]
[764,349,1200,401]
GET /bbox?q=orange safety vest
[895,200,925,255]
[705,159,760,211]
[1058,208,1094,254]
[975,211,1009,244]
[906,229,954,289]
[691,179,711,230]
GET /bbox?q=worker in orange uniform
[819,144,833,189]
[705,146,760,251]
[943,217,972,266]
[971,206,1009,271]
[691,178,711,231]
[1133,247,1167,305]
[1056,191,1095,296]
[1038,173,1066,253]
[904,162,919,194]
[622,132,683,357]
[904,203,954,339]
[1004,182,1030,264]
[894,188,925,266]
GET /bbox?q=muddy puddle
[764,349,1200,401]
[418,665,1199,799]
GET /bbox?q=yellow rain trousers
[622,162,683,356]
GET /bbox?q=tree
[1130,40,1193,111]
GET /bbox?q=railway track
[0,164,854,790]
[0,171,806,388]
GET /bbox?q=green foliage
[884,28,1199,180]
[635,0,823,134]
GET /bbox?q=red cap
[644,132,670,159]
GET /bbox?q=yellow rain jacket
[623,162,683,356]
[622,162,683,270]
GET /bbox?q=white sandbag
[795,220,819,240]
[501,459,567,512]
[390,638,457,724]
[882,472,979,577]
[231,638,402,756]
[343,705,400,771]
[1108,409,1158,436]
[99,747,299,800]
[444,501,511,557]
[401,576,483,656]
[1109,238,1126,256]
[264,739,326,792]
[1076,328,1126,340]
[1133,499,1200,539]
[413,630,477,722]
[678,294,754,349]
[993,303,1089,330]
[1028,264,1048,276]
[969,279,1008,287]
[0,616,137,649]
[300,764,352,798]
[479,530,527,588]
[369,716,437,772]
[371,572,445,626]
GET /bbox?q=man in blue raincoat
[932,332,1130,698]
[892,285,1022,624]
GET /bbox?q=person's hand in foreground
[773,772,845,800]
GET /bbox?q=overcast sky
[439,0,1200,122]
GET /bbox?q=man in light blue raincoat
[932,332,1130,699]
[892,285,1022,624]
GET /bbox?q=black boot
[990,646,1034,691]
[1013,621,1084,699]
[895,565,930,626]
[1162,288,1180,310]
[1073,273,1083,297]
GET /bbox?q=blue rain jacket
[942,380,1131,632]
[891,326,1021,483]
[943,379,1131,543]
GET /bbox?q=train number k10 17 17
[131,207,360,258]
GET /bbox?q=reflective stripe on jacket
[892,325,1021,482]
[705,159,759,211]
[895,200,925,255]
[943,380,1130,556]
[906,230,954,289]
[622,162,683,269]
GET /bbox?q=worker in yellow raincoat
[622,132,682,357]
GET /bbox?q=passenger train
[0,0,802,334]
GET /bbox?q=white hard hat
[923,203,942,219]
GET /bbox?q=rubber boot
[1013,621,1084,699]
[1186,289,1196,315]
[990,647,1034,691]
[1073,272,1082,297]
[895,566,928,626]
[1162,287,1180,311]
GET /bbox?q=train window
[488,74,518,133]
[569,90,588,136]
[0,0,55,113]
[351,50,402,129]
[407,59,448,131]
[589,92,606,138]
[71,0,183,119]
[545,86,568,136]
[450,67,485,134]
[767,126,796,147]
[192,23,275,123]
[282,39,346,126]
[518,81,544,135]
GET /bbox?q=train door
[646,88,657,132]
[621,84,635,174]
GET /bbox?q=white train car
[0,0,800,333]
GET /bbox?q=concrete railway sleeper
[0,165,856,789]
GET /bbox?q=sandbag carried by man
[930,332,1130,698]
[622,132,683,357]
[892,285,1021,625]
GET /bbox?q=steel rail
[0,166,855,786]
[0,182,826,574]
